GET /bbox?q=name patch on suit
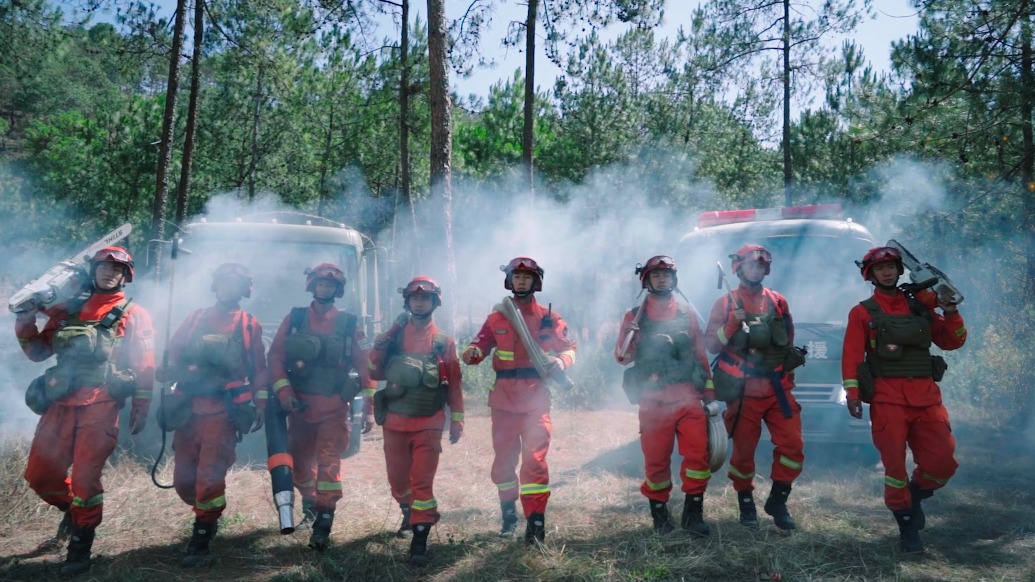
[494,329,508,334]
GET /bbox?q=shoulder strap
[336,312,357,359]
[290,307,307,334]
[860,297,881,317]
[98,298,133,329]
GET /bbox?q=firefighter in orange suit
[164,263,268,567]
[614,256,715,536]
[842,247,966,554]
[704,244,804,531]
[267,263,375,551]
[461,257,577,544]
[14,247,155,577]
[368,276,464,565]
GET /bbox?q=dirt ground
[1,405,1034,581]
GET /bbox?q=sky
[437,0,921,101]
[79,0,919,102]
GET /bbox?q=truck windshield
[172,239,360,326]
[676,224,874,324]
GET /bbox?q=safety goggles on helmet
[864,247,901,263]
[636,255,676,275]
[737,248,772,263]
[92,248,133,266]
[401,279,441,297]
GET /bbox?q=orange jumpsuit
[167,305,268,523]
[16,291,155,529]
[615,294,714,501]
[268,301,374,511]
[368,321,464,526]
[842,289,967,511]
[465,297,577,516]
[705,285,804,493]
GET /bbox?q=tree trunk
[522,0,538,196]
[399,0,412,211]
[782,0,792,206]
[317,106,334,216]
[1021,9,1035,304]
[427,0,456,332]
[175,0,205,226]
[248,62,265,201]
[151,0,187,278]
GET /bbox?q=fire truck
[170,211,383,458]
[675,204,875,451]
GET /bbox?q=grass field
[1,405,1033,581]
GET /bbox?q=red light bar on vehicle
[696,204,843,228]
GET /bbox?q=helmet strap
[314,295,335,304]
[513,290,534,299]
[648,286,673,297]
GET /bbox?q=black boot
[308,508,334,552]
[300,499,317,526]
[397,504,413,538]
[409,523,431,566]
[499,501,518,538]
[763,481,796,531]
[738,491,759,529]
[181,519,218,568]
[680,494,711,537]
[56,509,73,541]
[60,526,95,577]
[524,512,546,545]
[893,510,925,554]
[909,482,933,531]
[649,501,674,534]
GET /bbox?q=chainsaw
[8,223,133,314]
[886,239,964,306]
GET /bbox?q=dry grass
[1,407,1034,581]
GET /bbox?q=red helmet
[500,257,543,292]
[730,244,772,276]
[211,262,253,298]
[636,255,677,289]
[305,263,346,298]
[399,275,442,308]
[89,246,135,283]
[857,246,904,280]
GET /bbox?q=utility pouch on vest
[770,318,790,347]
[53,325,99,359]
[857,362,876,403]
[385,356,425,391]
[746,321,772,350]
[107,368,137,400]
[373,389,388,426]
[712,356,745,402]
[931,355,948,382]
[284,333,322,378]
[783,345,807,372]
[43,365,75,401]
[876,318,932,359]
[25,375,50,415]
[157,390,192,431]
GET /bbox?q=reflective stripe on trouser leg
[638,400,677,502]
[909,403,958,492]
[407,428,444,525]
[768,391,804,483]
[723,397,763,493]
[675,402,711,495]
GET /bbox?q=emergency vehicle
[675,204,874,449]
[173,211,383,457]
